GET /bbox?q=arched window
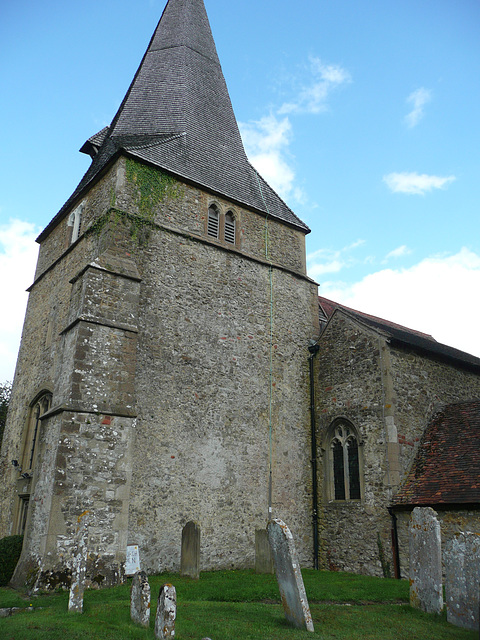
[224,211,236,244]
[15,392,52,535]
[207,204,219,239]
[327,420,362,501]
[21,392,52,473]
[68,203,84,244]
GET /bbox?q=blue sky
[1,0,480,380]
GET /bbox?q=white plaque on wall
[126,544,141,575]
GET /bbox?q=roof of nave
[318,295,480,371]
[393,399,480,507]
[38,0,308,242]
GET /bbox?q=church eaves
[39,0,308,241]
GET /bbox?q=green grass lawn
[0,569,476,640]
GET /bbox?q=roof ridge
[319,296,435,339]
[319,295,480,370]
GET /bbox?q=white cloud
[307,240,365,281]
[240,114,297,201]
[240,55,350,204]
[278,57,351,115]
[404,87,431,128]
[0,219,40,381]
[383,172,456,195]
[317,247,480,358]
[385,245,411,260]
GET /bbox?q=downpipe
[308,341,320,569]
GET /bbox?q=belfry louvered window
[207,204,219,239]
[224,211,236,244]
[328,420,362,501]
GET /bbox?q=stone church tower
[0,0,319,588]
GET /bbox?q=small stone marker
[409,507,443,614]
[130,570,151,628]
[255,528,274,574]
[180,521,200,579]
[126,544,141,576]
[68,510,90,614]
[267,518,314,632]
[445,532,480,631]
[154,584,176,640]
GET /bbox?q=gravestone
[126,544,141,576]
[154,584,176,640]
[255,529,274,574]
[180,521,200,579]
[409,507,443,614]
[267,518,314,632]
[130,570,151,628]
[68,510,90,613]
[445,532,480,631]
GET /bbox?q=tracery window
[328,420,361,501]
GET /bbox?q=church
[1,0,479,590]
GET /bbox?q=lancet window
[207,204,220,239]
[68,203,84,244]
[206,203,238,247]
[224,211,236,244]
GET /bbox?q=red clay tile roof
[393,400,480,506]
[318,296,435,340]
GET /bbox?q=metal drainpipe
[388,506,401,579]
[308,341,320,569]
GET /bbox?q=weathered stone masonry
[315,309,480,576]
[3,149,319,587]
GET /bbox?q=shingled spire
[45,0,308,238]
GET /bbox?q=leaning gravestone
[267,518,314,632]
[255,528,274,574]
[68,510,90,614]
[155,584,176,640]
[180,521,200,579]
[409,507,443,614]
[445,532,480,631]
[130,570,151,628]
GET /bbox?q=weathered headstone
[68,510,90,614]
[267,518,314,632]
[154,584,176,640]
[126,544,141,576]
[130,570,151,628]
[255,528,274,574]
[180,521,200,579]
[409,507,443,614]
[445,532,480,631]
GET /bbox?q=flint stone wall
[128,210,318,571]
